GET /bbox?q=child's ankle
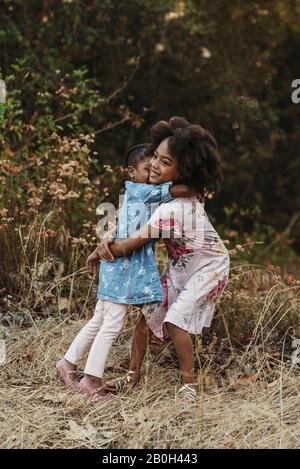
[85,374,102,387]
[180,370,196,385]
[64,359,77,370]
[128,370,140,382]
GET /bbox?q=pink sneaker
[56,358,78,391]
[77,376,112,401]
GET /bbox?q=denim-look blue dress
[97,181,173,305]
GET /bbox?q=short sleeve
[143,182,174,204]
[147,201,183,238]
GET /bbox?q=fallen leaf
[42,392,67,403]
[67,420,97,441]
[203,374,219,390]
[238,374,258,383]
[135,406,150,423]
[58,297,71,311]
[229,374,258,389]
[101,431,116,439]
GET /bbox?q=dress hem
[97,294,163,305]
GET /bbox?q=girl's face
[127,156,151,183]
[149,138,181,184]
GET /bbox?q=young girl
[96,116,230,401]
[56,143,194,399]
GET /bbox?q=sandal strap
[114,371,137,391]
[177,383,198,400]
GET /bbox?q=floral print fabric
[97,181,173,305]
[143,196,230,340]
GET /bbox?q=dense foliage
[1,0,300,308]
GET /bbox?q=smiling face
[149,138,181,184]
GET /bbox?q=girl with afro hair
[96,116,230,400]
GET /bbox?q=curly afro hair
[145,116,223,196]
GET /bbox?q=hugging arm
[96,223,160,260]
[95,184,191,261]
[110,223,160,257]
[170,184,197,198]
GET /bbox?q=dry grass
[1,311,299,449]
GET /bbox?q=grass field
[1,306,299,449]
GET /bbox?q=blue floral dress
[143,195,230,340]
[97,181,173,304]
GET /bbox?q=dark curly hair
[145,116,223,196]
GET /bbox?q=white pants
[65,299,127,378]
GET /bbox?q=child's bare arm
[86,248,101,273]
[96,224,159,260]
[170,184,197,198]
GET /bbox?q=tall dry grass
[1,216,300,449]
[0,310,299,449]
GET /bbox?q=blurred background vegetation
[0,0,299,341]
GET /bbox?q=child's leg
[103,314,152,391]
[165,322,195,384]
[129,314,153,379]
[64,299,105,371]
[83,301,127,387]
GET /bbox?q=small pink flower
[207,275,228,301]
[165,240,194,259]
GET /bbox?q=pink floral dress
[143,196,230,340]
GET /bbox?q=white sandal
[177,383,198,401]
[104,371,138,393]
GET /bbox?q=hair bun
[169,116,189,132]
[150,120,171,143]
